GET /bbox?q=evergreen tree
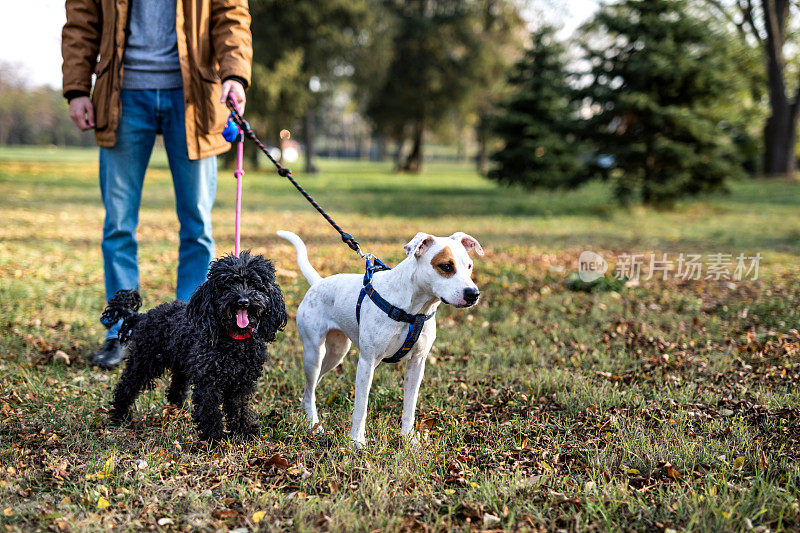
[579,0,746,205]
[488,26,582,190]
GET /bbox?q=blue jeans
[100,88,216,339]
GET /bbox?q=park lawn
[0,146,799,531]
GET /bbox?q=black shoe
[93,338,124,369]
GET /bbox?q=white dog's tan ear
[450,232,484,256]
[404,232,435,258]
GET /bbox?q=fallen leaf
[734,456,745,470]
[212,508,239,519]
[157,518,173,526]
[103,455,115,476]
[252,510,266,523]
[266,454,290,470]
[96,497,110,510]
[416,415,435,434]
[3,508,12,516]
[664,462,682,480]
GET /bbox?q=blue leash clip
[222,112,239,142]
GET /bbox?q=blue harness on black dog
[355,257,436,363]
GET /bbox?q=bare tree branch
[702,0,764,44]
[763,0,786,69]
[741,0,765,44]
[705,0,747,39]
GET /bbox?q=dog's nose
[463,287,480,304]
[237,297,250,308]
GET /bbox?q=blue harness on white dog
[356,256,436,363]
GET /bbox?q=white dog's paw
[310,421,325,435]
[350,438,366,450]
[403,433,420,449]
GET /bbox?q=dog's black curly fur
[103,251,287,442]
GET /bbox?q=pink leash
[232,104,244,257]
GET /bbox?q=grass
[1,146,799,531]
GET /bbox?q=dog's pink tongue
[236,309,249,329]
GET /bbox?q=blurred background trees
[5,0,800,203]
[0,62,93,147]
[363,0,526,173]
[246,0,372,172]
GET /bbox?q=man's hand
[220,79,246,113]
[69,96,95,131]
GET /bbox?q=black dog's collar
[229,331,252,340]
[356,257,435,364]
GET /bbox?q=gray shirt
[122,0,183,89]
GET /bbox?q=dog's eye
[438,263,453,273]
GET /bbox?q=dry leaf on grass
[266,453,290,470]
[211,508,239,520]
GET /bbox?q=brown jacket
[62,0,252,160]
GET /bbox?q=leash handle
[224,96,363,256]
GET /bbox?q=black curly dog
[102,251,287,442]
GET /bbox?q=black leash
[224,98,434,361]
[225,97,362,256]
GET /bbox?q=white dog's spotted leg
[401,355,427,445]
[350,355,379,449]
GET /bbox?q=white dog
[277,230,483,448]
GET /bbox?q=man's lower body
[95,88,217,368]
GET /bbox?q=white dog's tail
[277,230,323,286]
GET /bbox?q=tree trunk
[0,120,10,145]
[374,134,387,162]
[763,103,798,176]
[475,115,489,176]
[400,120,424,173]
[393,139,405,171]
[302,110,318,174]
[761,0,798,176]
